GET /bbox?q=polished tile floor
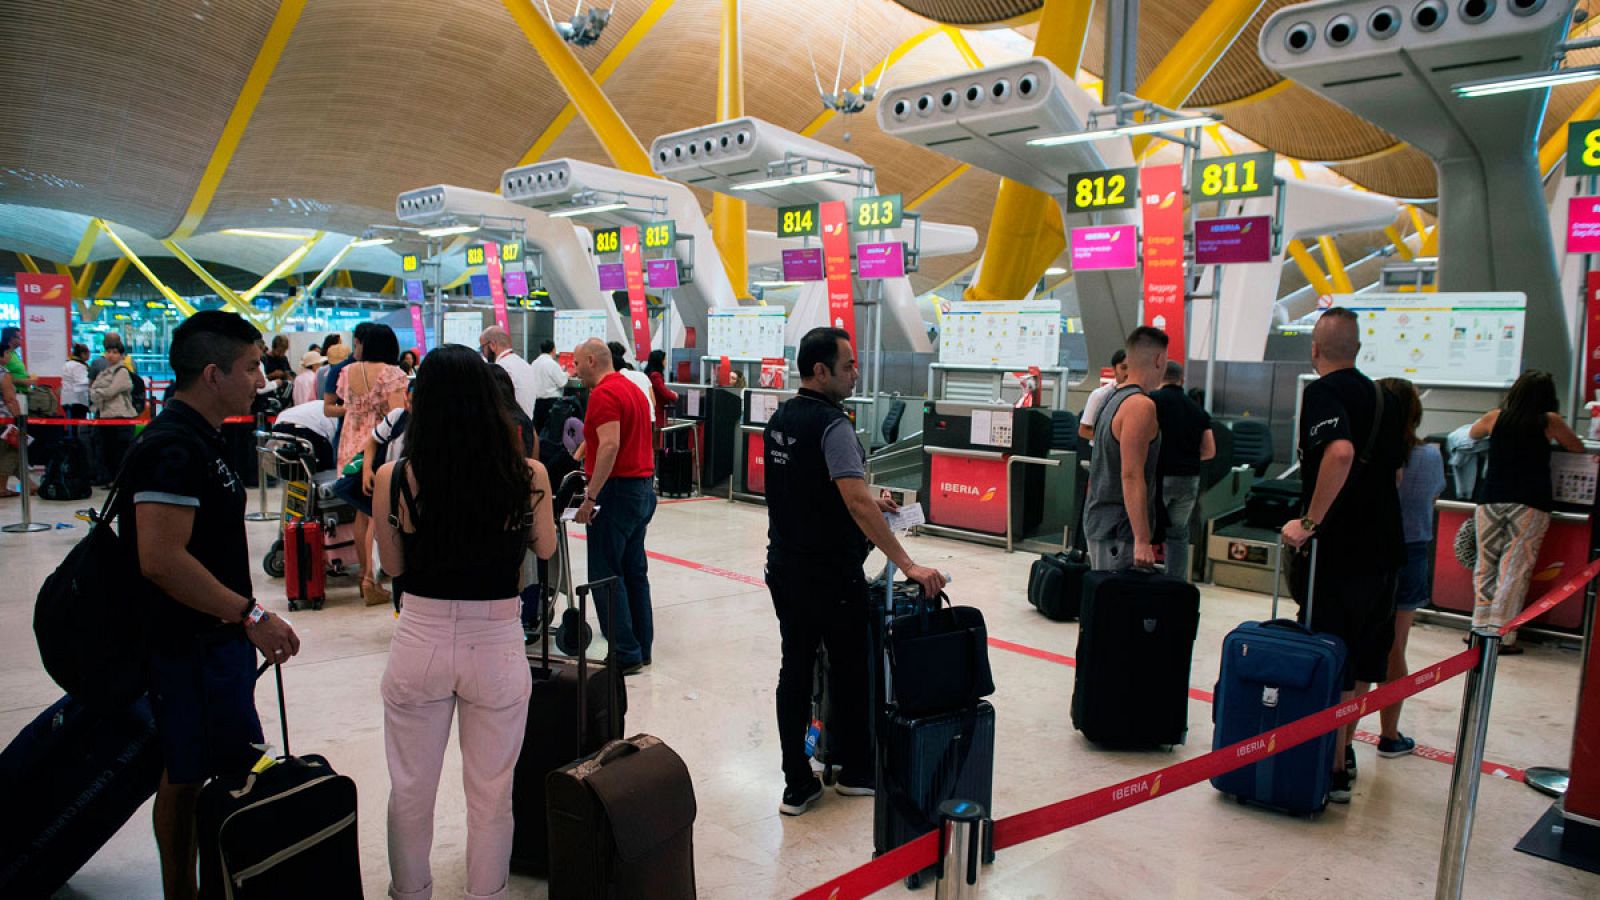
[3,488,1597,899]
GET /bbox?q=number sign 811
[1190,151,1275,202]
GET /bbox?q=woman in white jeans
[373,345,556,899]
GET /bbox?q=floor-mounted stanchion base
[244,511,280,522]
[1525,766,1570,798]
[1515,801,1600,875]
[1,522,52,534]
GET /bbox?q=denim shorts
[1393,540,1433,612]
[147,633,265,784]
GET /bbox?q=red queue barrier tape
[793,647,1481,899]
[1499,556,1600,636]
[19,415,271,426]
[1351,729,1525,783]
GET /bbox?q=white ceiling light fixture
[1026,113,1222,148]
[349,236,394,247]
[220,228,312,240]
[548,201,630,219]
[1454,65,1600,97]
[1044,267,1068,276]
[416,223,480,238]
[730,169,852,192]
[752,280,804,288]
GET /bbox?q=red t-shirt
[584,371,654,479]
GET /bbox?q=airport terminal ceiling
[2,0,1600,285]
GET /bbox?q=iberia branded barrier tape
[18,415,269,427]
[1499,556,1600,636]
[791,645,1481,900]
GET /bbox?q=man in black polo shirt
[1151,361,1215,582]
[122,311,301,899]
[764,327,946,816]
[1280,306,1405,804]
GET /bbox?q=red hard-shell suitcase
[284,520,326,611]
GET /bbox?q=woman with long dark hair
[1468,370,1584,652]
[644,348,678,423]
[372,344,556,899]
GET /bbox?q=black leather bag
[886,593,995,716]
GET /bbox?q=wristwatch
[1298,516,1320,533]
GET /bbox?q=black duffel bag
[887,592,995,716]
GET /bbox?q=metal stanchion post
[1435,627,1502,900]
[3,413,50,534]
[244,413,279,522]
[935,799,987,900]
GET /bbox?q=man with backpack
[120,311,301,898]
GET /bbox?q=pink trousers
[382,595,531,900]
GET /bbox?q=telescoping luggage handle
[254,661,292,759]
[1271,535,1317,626]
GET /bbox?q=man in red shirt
[573,338,657,674]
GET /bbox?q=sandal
[361,578,390,607]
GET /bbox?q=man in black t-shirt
[122,311,301,899]
[1280,306,1405,804]
[1151,361,1215,582]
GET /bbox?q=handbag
[886,592,995,716]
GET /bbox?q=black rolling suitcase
[1244,478,1302,529]
[1028,549,1089,621]
[874,701,996,887]
[545,734,697,900]
[656,446,694,497]
[0,695,163,897]
[196,664,362,900]
[511,572,627,875]
[1070,568,1201,747]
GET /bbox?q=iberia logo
[1147,191,1177,209]
[1149,774,1162,799]
[40,282,65,300]
[980,486,996,502]
[1532,561,1564,582]
[1360,697,1369,716]
[1239,221,1253,234]
[1267,734,1276,754]
[939,482,998,502]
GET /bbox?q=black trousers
[768,557,872,788]
[533,396,557,434]
[97,424,134,484]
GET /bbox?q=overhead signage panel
[856,241,906,279]
[1190,151,1275,202]
[1569,196,1600,253]
[401,253,420,273]
[1069,225,1138,271]
[1066,166,1139,213]
[1142,164,1187,358]
[1194,215,1273,265]
[597,262,626,292]
[644,220,676,250]
[820,201,856,341]
[646,257,681,289]
[592,227,622,255]
[780,248,824,282]
[849,193,902,232]
[403,278,424,302]
[778,204,819,238]
[1569,119,1600,175]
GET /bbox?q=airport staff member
[1082,327,1168,571]
[480,326,538,420]
[1280,306,1406,805]
[529,339,568,431]
[764,327,946,818]
[122,311,301,899]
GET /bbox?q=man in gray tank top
[1082,327,1169,571]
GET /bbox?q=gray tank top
[1083,384,1161,543]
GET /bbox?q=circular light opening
[992,79,1011,100]
[939,89,958,110]
[1460,0,1494,23]
[1018,74,1038,96]
[1509,0,1544,15]
[893,99,910,118]
[966,85,983,104]
[1369,6,1401,36]
[1326,14,1356,46]
[1286,22,1316,52]
[1414,0,1446,30]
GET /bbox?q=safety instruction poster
[1335,292,1526,387]
[553,309,609,354]
[442,311,483,349]
[938,299,1061,369]
[707,307,786,360]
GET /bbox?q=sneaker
[1377,733,1417,758]
[834,770,876,797]
[1345,743,1357,780]
[620,662,645,676]
[779,778,824,816]
[1329,770,1353,804]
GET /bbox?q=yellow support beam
[99,222,198,317]
[1419,224,1439,257]
[1317,235,1354,294]
[504,0,654,176]
[68,218,104,267]
[941,26,984,70]
[381,276,396,295]
[1407,205,1429,235]
[513,0,678,169]
[907,165,971,211]
[445,268,479,291]
[95,257,130,300]
[1286,239,1337,298]
[712,0,749,300]
[1541,83,1600,177]
[161,239,269,326]
[1204,124,1234,157]
[1132,0,1268,159]
[240,232,322,303]
[168,0,306,239]
[16,253,40,275]
[73,261,98,300]
[53,263,92,320]
[1385,225,1415,261]
[969,0,1093,301]
[334,270,354,289]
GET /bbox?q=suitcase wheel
[820,765,836,786]
[906,872,924,890]
[312,598,325,611]
[263,545,286,579]
[287,599,300,612]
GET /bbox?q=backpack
[540,396,582,450]
[34,455,147,707]
[128,370,147,414]
[39,435,92,501]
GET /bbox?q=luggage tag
[883,502,925,533]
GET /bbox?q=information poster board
[553,309,610,354]
[707,307,786,360]
[16,272,71,386]
[1334,292,1527,387]
[938,299,1061,369]
[442,311,483,349]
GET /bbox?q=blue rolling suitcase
[1210,540,1347,816]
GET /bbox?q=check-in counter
[664,382,741,497]
[733,389,874,503]
[1428,500,1590,634]
[917,401,1052,547]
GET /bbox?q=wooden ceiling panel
[0,1,278,237]
[1330,146,1438,200]
[895,167,1000,294]
[1219,83,1398,163]
[890,0,1040,27]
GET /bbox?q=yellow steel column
[1385,225,1415,261]
[503,1,654,176]
[1317,235,1354,293]
[99,222,199,316]
[162,239,269,326]
[240,233,322,303]
[967,0,1094,301]
[54,263,91,320]
[16,253,41,275]
[95,257,130,299]
[1131,0,1269,158]
[69,218,103,267]
[712,0,748,300]
[1286,239,1337,298]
